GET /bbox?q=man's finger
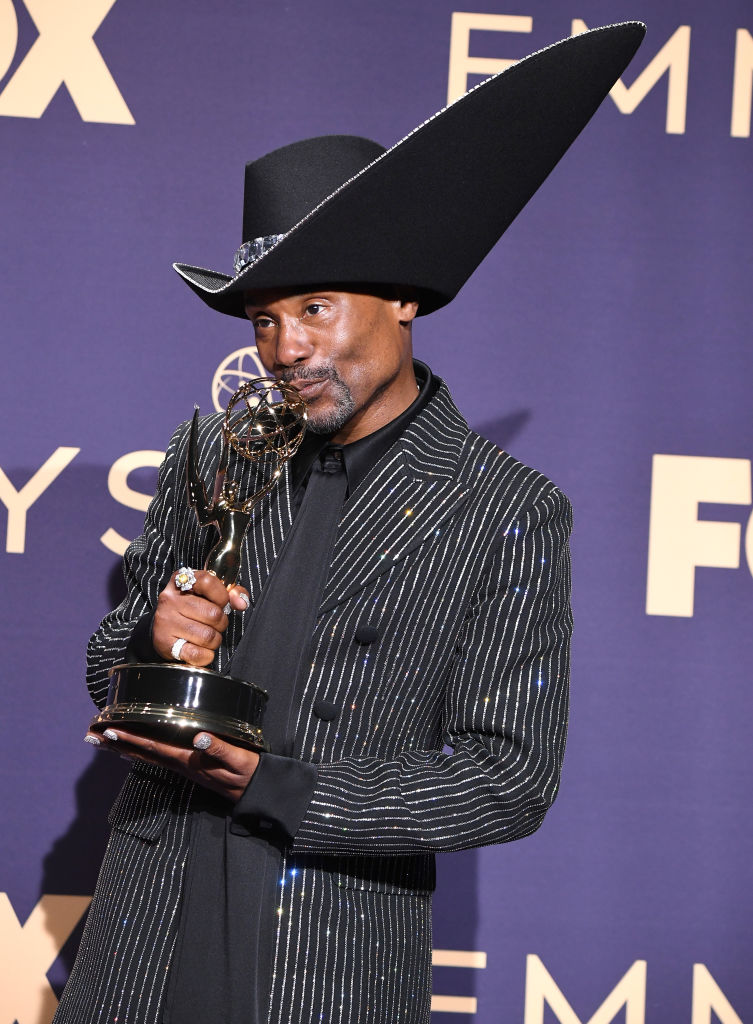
[83,731,170,770]
[192,732,227,758]
[176,569,232,608]
[169,592,229,628]
[226,584,251,612]
[191,733,259,770]
[153,616,219,665]
[168,615,224,653]
[99,728,191,764]
[171,639,216,667]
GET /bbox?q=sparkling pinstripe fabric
[56,381,571,1024]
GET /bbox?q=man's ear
[395,294,419,326]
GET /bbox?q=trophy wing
[186,407,214,525]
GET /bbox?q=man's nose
[273,318,313,368]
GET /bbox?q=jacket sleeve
[232,487,572,854]
[86,423,186,709]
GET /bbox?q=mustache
[279,364,340,385]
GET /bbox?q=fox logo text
[0,0,133,123]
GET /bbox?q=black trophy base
[89,662,269,752]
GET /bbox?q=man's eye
[304,303,324,316]
[253,317,273,330]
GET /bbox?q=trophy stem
[203,508,253,586]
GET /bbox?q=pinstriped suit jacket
[56,379,572,1024]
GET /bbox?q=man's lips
[289,378,327,399]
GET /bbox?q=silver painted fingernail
[240,593,250,609]
[193,734,212,750]
[223,601,232,614]
[84,734,102,746]
[103,729,119,741]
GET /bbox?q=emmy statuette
[89,379,307,751]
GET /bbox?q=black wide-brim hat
[174,21,645,318]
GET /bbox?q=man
[57,22,644,1024]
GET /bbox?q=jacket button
[313,700,339,721]
[355,624,380,644]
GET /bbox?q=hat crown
[242,135,385,241]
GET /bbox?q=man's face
[243,288,419,443]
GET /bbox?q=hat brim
[174,21,645,318]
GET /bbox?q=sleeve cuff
[126,611,159,662]
[230,753,318,842]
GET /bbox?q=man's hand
[86,729,259,804]
[153,570,250,667]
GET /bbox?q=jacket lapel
[320,383,470,614]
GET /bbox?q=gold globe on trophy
[89,378,307,751]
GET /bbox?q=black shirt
[289,358,436,501]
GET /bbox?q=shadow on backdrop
[473,409,531,452]
[41,755,130,1001]
[108,558,129,609]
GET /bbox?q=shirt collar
[290,360,438,496]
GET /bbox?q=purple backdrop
[2,1,751,1021]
